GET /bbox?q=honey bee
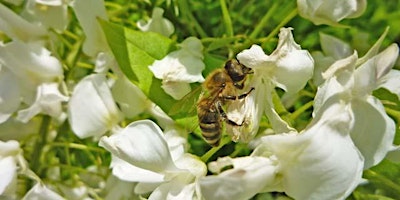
[197,59,254,146]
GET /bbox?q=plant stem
[364,170,400,196]
[201,137,230,162]
[249,2,278,39]
[30,115,51,177]
[220,0,233,37]
[179,0,208,38]
[290,100,314,121]
[259,8,298,44]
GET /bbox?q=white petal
[262,102,364,200]
[161,81,191,100]
[0,41,63,87]
[321,51,357,80]
[137,7,175,37]
[356,27,389,66]
[353,44,399,96]
[262,83,296,133]
[268,28,314,94]
[149,182,196,200]
[0,118,39,141]
[273,49,314,94]
[199,156,277,200]
[68,74,122,138]
[319,33,353,60]
[174,154,206,178]
[226,81,264,142]
[237,45,270,70]
[104,175,137,200]
[17,83,68,123]
[374,44,399,80]
[22,183,63,200]
[297,0,366,26]
[36,0,63,6]
[311,51,336,86]
[0,140,20,157]
[379,69,400,99]
[0,68,20,123]
[99,120,178,172]
[0,4,47,41]
[71,0,109,56]
[111,76,150,118]
[0,156,17,195]
[350,97,396,169]
[149,37,205,83]
[110,156,164,183]
[22,0,68,31]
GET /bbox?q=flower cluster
[0,0,399,200]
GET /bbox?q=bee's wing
[168,85,203,118]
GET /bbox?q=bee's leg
[215,101,242,126]
[238,87,255,99]
[221,87,255,101]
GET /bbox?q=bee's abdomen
[198,111,221,147]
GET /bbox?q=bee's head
[224,59,253,89]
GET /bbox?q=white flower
[99,120,206,199]
[22,183,64,200]
[149,37,205,100]
[17,83,68,123]
[103,175,138,200]
[200,102,364,200]
[0,3,46,42]
[311,33,353,85]
[200,156,277,200]
[68,74,123,139]
[21,0,69,32]
[70,0,109,57]
[137,7,175,37]
[231,27,313,141]
[111,76,151,119]
[314,29,399,169]
[0,140,21,197]
[297,0,367,26]
[0,41,63,123]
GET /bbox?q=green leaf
[99,19,179,113]
[98,19,137,82]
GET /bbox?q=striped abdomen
[197,103,221,147]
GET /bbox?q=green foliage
[100,19,178,112]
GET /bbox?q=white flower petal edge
[22,183,63,200]
[99,120,179,173]
[137,7,175,37]
[68,74,122,139]
[379,69,400,100]
[0,140,20,196]
[349,97,395,169]
[71,0,109,57]
[0,3,47,41]
[110,156,164,183]
[22,0,69,32]
[199,156,277,200]
[0,68,20,123]
[17,83,68,123]
[111,76,151,118]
